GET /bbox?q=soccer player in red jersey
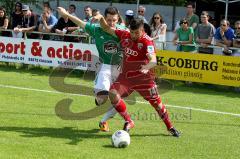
[93,14,180,137]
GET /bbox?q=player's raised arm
[57,7,86,29]
[93,13,116,36]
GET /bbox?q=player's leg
[109,82,134,132]
[149,97,180,137]
[94,64,118,131]
[137,84,180,137]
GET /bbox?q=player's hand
[140,65,149,74]
[91,13,103,23]
[57,7,68,18]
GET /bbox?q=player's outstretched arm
[93,13,116,36]
[57,7,86,29]
[140,53,157,74]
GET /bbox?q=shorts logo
[147,46,155,54]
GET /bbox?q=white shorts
[94,64,121,94]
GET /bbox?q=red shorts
[110,74,159,100]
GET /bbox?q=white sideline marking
[0,84,240,118]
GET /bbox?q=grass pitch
[0,64,239,159]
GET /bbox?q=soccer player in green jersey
[57,6,125,131]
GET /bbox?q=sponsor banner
[0,37,100,71]
[155,50,240,87]
[0,37,25,63]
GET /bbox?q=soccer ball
[111,130,130,148]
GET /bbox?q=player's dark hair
[104,6,119,16]
[129,18,144,30]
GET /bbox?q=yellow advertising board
[155,50,240,87]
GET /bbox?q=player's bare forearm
[146,54,157,69]
[57,7,86,29]
[140,54,157,74]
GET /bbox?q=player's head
[129,18,144,41]
[104,6,120,28]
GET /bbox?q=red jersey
[115,29,156,81]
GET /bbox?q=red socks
[149,98,173,130]
[114,99,132,122]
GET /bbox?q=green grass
[0,64,240,159]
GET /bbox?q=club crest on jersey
[147,45,155,54]
[137,43,143,50]
[104,42,118,54]
[121,39,132,48]
[125,47,138,56]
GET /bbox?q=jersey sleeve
[145,40,156,56]
[84,22,97,36]
[115,29,126,40]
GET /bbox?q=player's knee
[109,89,120,104]
[95,91,109,106]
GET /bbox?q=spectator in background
[83,5,92,22]
[196,11,215,54]
[173,20,180,33]
[138,16,152,37]
[214,19,235,55]
[68,4,77,17]
[125,10,134,27]
[38,8,58,39]
[12,5,38,38]
[172,18,196,52]
[53,12,78,42]
[11,2,23,37]
[233,20,240,48]
[125,9,151,36]
[137,5,148,24]
[149,12,167,50]
[43,1,56,16]
[0,6,9,36]
[43,1,51,9]
[185,2,199,39]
